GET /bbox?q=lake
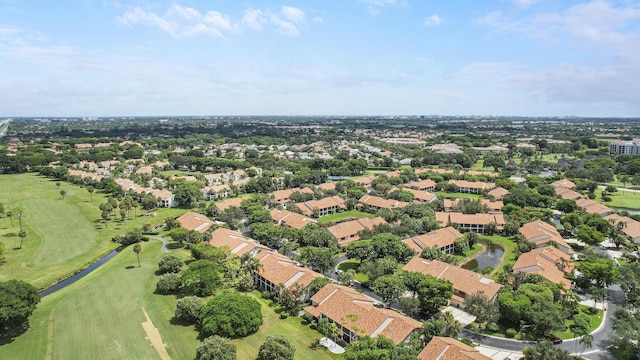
[461,243,504,272]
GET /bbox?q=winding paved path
[146,235,170,253]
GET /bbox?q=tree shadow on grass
[2,232,17,237]
[125,265,136,269]
[166,243,183,250]
[0,322,30,346]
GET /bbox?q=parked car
[551,337,563,345]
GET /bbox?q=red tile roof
[304,284,422,345]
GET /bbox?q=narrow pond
[40,249,119,297]
[461,243,504,272]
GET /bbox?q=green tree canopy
[200,291,263,338]
[0,280,41,332]
[257,335,296,360]
[195,335,237,360]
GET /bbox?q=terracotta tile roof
[353,175,378,188]
[576,198,613,216]
[208,228,268,256]
[435,212,506,227]
[269,187,314,203]
[176,211,216,233]
[409,179,436,190]
[448,180,496,191]
[518,220,573,254]
[403,188,438,203]
[214,197,245,213]
[415,168,455,175]
[555,187,583,200]
[462,170,500,177]
[418,336,491,360]
[359,195,409,209]
[605,214,640,241]
[513,246,573,290]
[327,217,388,246]
[487,187,509,199]
[403,258,502,302]
[442,199,503,212]
[298,196,347,216]
[304,284,422,345]
[270,208,317,230]
[254,251,324,290]
[316,182,337,191]
[403,227,463,253]
[552,179,576,189]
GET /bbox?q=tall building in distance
[610,139,640,155]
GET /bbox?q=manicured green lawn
[555,306,604,340]
[0,173,187,289]
[435,192,484,200]
[0,240,200,360]
[317,210,375,224]
[478,234,516,276]
[595,190,640,210]
[337,259,369,283]
[233,293,339,360]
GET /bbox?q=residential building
[418,336,491,360]
[487,187,509,199]
[513,246,573,291]
[269,187,314,205]
[253,251,324,300]
[352,175,378,191]
[555,186,583,201]
[327,217,388,246]
[605,214,640,243]
[201,184,230,200]
[270,208,317,230]
[443,199,503,213]
[435,212,505,234]
[403,188,438,204]
[576,198,613,217]
[213,197,246,214]
[176,211,217,233]
[297,196,347,217]
[448,180,496,194]
[551,179,577,189]
[304,284,422,345]
[208,228,268,257]
[609,139,640,155]
[402,226,463,255]
[403,258,502,305]
[407,179,436,192]
[518,220,573,254]
[359,195,409,211]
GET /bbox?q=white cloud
[423,15,445,27]
[118,4,312,38]
[242,9,266,30]
[281,6,305,23]
[358,0,406,15]
[477,1,640,107]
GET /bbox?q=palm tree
[241,253,263,274]
[18,230,27,249]
[133,244,142,267]
[87,186,94,202]
[580,333,593,355]
[441,311,462,338]
[6,210,13,228]
[15,207,25,231]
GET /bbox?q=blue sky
[1,0,640,117]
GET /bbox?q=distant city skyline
[1,0,640,117]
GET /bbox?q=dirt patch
[141,307,171,360]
